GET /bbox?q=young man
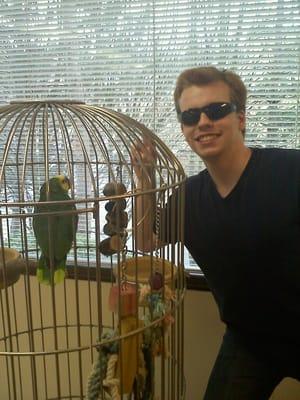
[133,66,300,399]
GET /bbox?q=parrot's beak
[60,176,71,191]
[64,177,71,191]
[65,176,71,188]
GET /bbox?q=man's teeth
[197,134,218,142]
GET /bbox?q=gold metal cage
[0,100,186,400]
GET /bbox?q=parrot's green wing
[52,205,78,284]
[33,205,52,284]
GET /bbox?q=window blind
[0,0,299,173]
[0,0,299,269]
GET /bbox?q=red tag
[109,283,137,316]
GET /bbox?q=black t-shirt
[169,147,300,363]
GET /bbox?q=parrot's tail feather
[36,255,66,285]
[54,258,67,284]
[37,255,51,285]
[36,267,51,285]
[54,268,65,284]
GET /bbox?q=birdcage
[0,100,186,400]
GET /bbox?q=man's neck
[204,145,252,198]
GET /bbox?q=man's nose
[197,112,213,126]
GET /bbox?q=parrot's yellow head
[41,175,71,194]
[55,175,71,192]
[49,175,71,192]
[39,175,72,198]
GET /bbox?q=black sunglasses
[178,102,237,126]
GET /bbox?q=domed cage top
[0,100,186,400]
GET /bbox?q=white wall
[0,277,299,399]
[184,290,300,399]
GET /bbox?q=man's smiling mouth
[195,134,220,143]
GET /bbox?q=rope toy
[85,330,119,400]
[103,353,120,400]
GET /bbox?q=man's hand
[131,136,157,182]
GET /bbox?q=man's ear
[238,111,246,133]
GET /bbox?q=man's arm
[131,137,165,252]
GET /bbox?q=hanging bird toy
[99,181,128,257]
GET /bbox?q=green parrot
[33,175,78,285]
